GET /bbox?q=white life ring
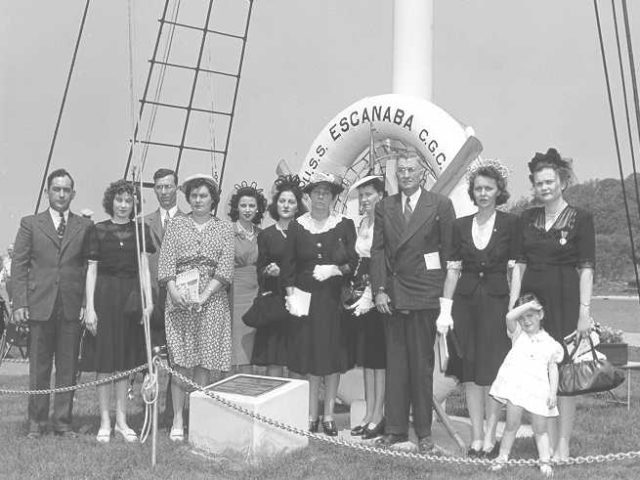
[299,93,482,215]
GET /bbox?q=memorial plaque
[209,374,289,397]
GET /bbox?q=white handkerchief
[424,252,442,270]
[290,288,312,316]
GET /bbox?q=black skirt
[80,274,145,373]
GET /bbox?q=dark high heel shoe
[322,419,338,437]
[308,418,320,433]
[350,424,366,436]
[362,419,385,439]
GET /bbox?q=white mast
[392,0,433,99]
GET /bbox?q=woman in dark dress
[282,171,357,436]
[437,160,518,457]
[510,148,595,462]
[345,175,386,440]
[251,174,306,376]
[81,180,154,444]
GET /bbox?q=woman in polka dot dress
[158,174,234,442]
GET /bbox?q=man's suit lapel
[36,211,60,246]
[397,189,434,249]
[388,195,405,247]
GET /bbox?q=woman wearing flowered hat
[510,148,595,462]
[250,174,307,376]
[281,171,357,436]
[436,159,519,458]
[227,181,267,372]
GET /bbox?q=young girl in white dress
[489,293,564,477]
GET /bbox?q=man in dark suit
[370,152,455,452]
[144,168,182,349]
[144,168,181,422]
[12,169,92,438]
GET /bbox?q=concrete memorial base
[189,374,309,460]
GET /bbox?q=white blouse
[355,216,374,258]
[471,211,496,250]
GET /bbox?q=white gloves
[436,297,454,334]
[312,264,342,282]
[347,286,374,317]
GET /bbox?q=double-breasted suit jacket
[12,211,92,321]
[370,188,455,310]
[369,188,455,439]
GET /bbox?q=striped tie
[57,211,66,238]
[404,197,413,224]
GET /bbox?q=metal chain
[158,359,640,467]
[0,357,30,364]
[0,364,146,395]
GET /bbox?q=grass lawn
[2,350,640,480]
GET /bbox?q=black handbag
[242,290,288,328]
[557,336,625,396]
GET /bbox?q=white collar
[297,212,345,234]
[160,206,178,218]
[49,208,69,225]
[401,189,421,211]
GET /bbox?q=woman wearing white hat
[158,174,235,442]
[345,174,387,440]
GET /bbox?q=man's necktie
[57,211,66,238]
[163,211,170,232]
[404,197,413,224]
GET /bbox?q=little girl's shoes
[114,425,138,443]
[539,461,553,477]
[488,456,508,472]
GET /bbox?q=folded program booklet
[175,268,200,304]
[290,288,311,316]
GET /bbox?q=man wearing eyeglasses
[370,152,455,453]
[145,168,183,421]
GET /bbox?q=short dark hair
[528,148,575,188]
[268,186,307,221]
[102,179,140,218]
[47,168,75,189]
[228,186,267,224]
[153,168,178,185]
[467,165,510,206]
[183,178,220,210]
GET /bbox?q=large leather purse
[242,290,288,328]
[557,337,625,396]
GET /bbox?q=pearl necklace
[237,221,255,240]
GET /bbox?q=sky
[1,0,638,248]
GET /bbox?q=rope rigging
[610,0,640,221]
[593,0,640,303]
[621,0,640,191]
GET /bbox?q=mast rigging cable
[35,0,91,214]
